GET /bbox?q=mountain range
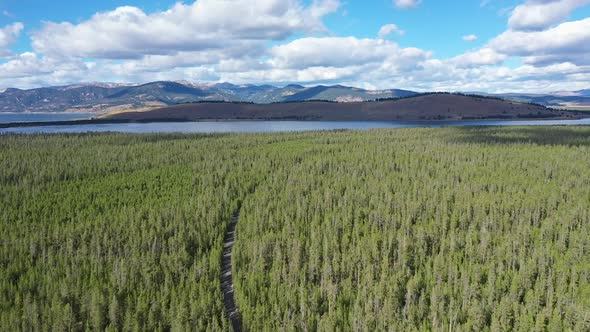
[0,81,589,113]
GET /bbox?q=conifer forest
[1,127,589,331]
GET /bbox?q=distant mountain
[469,91,590,108]
[281,85,416,103]
[56,82,137,90]
[1,80,589,113]
[103,81,219,103]
[0,81,418,113]
[496,94,590,107]
[0,86,123,113]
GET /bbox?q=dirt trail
[221,212,242,331]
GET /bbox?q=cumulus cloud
[269,37,430,70]
[378,24,406,38]
[1,0,589,94]
[0,52,92,84]
[107,42,266,73]
[213,37,433,86]
[394,0,421,9]
[394,57,590,93]
[522,53,590,66]
[0,53,51,79]
[508,0,590,31]
[31,0,341,59]
[489,17,590,64]
[308,0,342,17]
[449,48,507,67]
[2,42,589,94]
[0,22,24,56]
[159,36,429,86]
[462,34,478,42]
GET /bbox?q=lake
[0,113,589,134]
[0,113,93,124]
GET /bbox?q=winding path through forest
[221,212,242,331]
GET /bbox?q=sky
[0,0,589,92]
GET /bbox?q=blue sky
[0,0,589,92]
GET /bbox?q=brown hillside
[104,94,583,122]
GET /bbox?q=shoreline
[2,115,590,129]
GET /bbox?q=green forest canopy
[1,127,589,331]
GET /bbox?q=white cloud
[107,43,266,73]
[378,24,406,38]
[269,37,430,69]
[1,42,589,94]
[0,53,51,79]
[489,17,590,64]
[508,0,590,31]
[0,0,589,94]
[0,52,92,85]
[523,53,590,66]
[0,22,24,56]
[308,0,342,17]
[31,0,340,59]
[392,58,590,93]
[462,34,478,42]
[394,0,421,9]
[449,48,507,67]
[218,37,434,86]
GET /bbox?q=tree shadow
[448,126,590,147]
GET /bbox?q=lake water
[0,113,93,124]
[1,113,589,134]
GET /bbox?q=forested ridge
[1,127,589,331]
